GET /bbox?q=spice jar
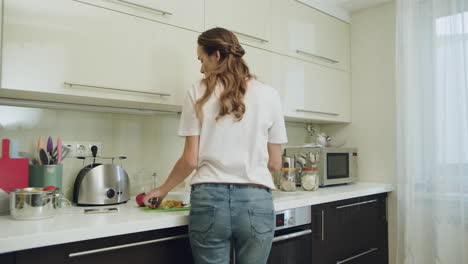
[301,167,319,191]
[280,168,297,192]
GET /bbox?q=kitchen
[0,0,466,264]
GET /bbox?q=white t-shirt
[178,79,288,189]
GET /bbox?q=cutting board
[0,139,29,193]
[139,206,190,212]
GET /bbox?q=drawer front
[15,227,193,264]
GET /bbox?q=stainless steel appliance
[284,147,358,187]
[274,206,311,231]
[267,206,313,264]
[10,187,60,220]
[73,164,130,206]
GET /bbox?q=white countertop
[0,182,393,254]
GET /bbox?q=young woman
[143,27,287,264]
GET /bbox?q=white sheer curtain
[396,0,468,263]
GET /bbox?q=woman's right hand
[143,187,168,209]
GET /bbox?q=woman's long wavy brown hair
[196,27,253,122]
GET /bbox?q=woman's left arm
[143,136,199,208]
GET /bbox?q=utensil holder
[29,164,63,206]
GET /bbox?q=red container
[0,139,29,193]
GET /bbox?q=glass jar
[301,167,319,191]
[272,170,282,189]
[280,168,297,192]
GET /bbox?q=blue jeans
[189,184,275,264]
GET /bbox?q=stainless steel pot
[10,187,59,220]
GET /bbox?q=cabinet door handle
[311,209,325,241]
[64,82,171,96]
[115,0,173,15]
[272,229,312,243]
[68,234,188,258]
[296,109,339,116]
[336,199,378,209]
[321,209,325,241]
[296,50,339,64]
[336,248,378,264]
[230,30,269,43]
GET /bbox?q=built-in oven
[267,206,312,264]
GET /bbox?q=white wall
[322,1,397,263]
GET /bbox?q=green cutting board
[138,206,190,212]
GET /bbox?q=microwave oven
[284,147,358,187]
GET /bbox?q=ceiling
[334,0,391,13]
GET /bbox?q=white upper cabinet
[243,46,275,87]
[277,55,351,123]
[75,0,205,32]
[205,0,272,49]
[2,0,201,106]
[1,0,352,123]
[244,44,351,123]
[271,0,350,72]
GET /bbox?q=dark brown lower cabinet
[14,226,193,264]
[311,193,388,264]
[0,252,15,264]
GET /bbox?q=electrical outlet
[63,141,102,157]
[63,142,77,157]
[87,142,103,157]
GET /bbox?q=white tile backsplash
[0,105,312,200]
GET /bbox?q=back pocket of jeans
[249,208,274,234]
[190,206,215,233]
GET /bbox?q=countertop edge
[274,184,393,211]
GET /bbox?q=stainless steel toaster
[73,164,130,206]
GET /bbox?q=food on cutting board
[136,193,146,207]
[135,192,186,209]
[159,200,184,209]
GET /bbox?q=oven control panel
[275,206,311,231]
